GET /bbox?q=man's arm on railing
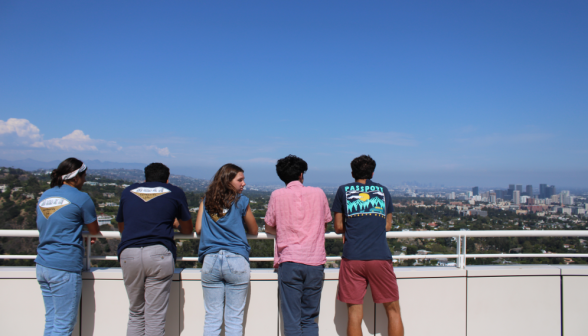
[334,213,345,234]
[118,222,124,233]
[86,220,101,244]
[177,218,193,235]
[265,224,276,235]
[386,213,393,231]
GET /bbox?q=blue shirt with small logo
[331,179,393,260]
[116,182,191,260]
[36,184,97,272]
[198,195,251,262]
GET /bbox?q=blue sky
[1,1,587,187]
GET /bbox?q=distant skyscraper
[495,190,505,199]
[516,185,523,193]
[472,186,479,196]
[489,192,497,204]
[548,185,556,198]
[508,184,515,198]
[526,185,533,197]
[539,184,548,198]
[513,190,521,205]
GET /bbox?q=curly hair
[350,155,376,179]
[204,163,244,219]
[276,155,308,184]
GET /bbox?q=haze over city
[1,1,587,187]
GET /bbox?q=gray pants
[120,244,174,336]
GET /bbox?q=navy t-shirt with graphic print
[116,182,191,260]
[331,179,393,260]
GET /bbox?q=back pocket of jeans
[201,255,218,274]
[227,255,249,274]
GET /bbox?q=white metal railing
[1,229,588,270]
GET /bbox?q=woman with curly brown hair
[195,163,258,336]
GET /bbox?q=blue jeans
[36,264,82,336]
[201,250,250,336]
[278,262,325,336]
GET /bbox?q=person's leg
[222,251,251,336]
[337,259,368,336]
[36,264,55,336]
[347,304,364,336]
[279,262,304,336]
[41,266,82,336]
[143,245,174,336]
[366,260,402,336]
[201,253,224,336]
[382,301,404,336]
[121,247,146,336]
[299,264,324,336]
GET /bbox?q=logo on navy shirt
[344,185,386,218]
[131,187,171,202]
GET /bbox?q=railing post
[456,234,461,268]
[85,235,91,271]
[461,233,467,269]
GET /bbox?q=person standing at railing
[36,157,101,336]
[195,163,258,336]
[264,155,332,336]
[116,163,193,336]
[332,155,404,336]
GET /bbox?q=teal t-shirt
[36,184,97,272]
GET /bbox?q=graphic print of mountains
[348,197,385,213]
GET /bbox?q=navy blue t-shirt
[331,180,393,260]
[116,182,191,260]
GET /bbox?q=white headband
[62,163,87,180]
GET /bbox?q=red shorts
[337,258,399,304]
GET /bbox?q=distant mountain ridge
[0,158,146,171]
[87,168,210,192]
[0,159,210,192]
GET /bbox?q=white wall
[1,265,587,336]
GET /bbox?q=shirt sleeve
[239,196,249,217]
[81,195,97,225]
[115,195,124,222]
[385,188,394,214]
[322,191,332,223]
[331,186,344,214]
[176,189,192,221]
[264,193,276,227]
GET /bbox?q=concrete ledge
[558,265,588,275]
[465,264,561,277]
[0,266,37,279]
[3,265,588,336]
[395,266,466,278]
[82,267,183,280]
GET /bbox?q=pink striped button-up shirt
[264,181,332,268]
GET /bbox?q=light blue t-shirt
[36,184,97,272]
[198,195,251,262]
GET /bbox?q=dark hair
[145,163,170,183]
[205,164,244,218]
[276,155,308,184]
[50,158,85,188]
[351,155,376,179]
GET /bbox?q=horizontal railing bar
[0,255,37,260]
[3,230,588,239]
[4,253,588,261]
[466,254,588,258]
